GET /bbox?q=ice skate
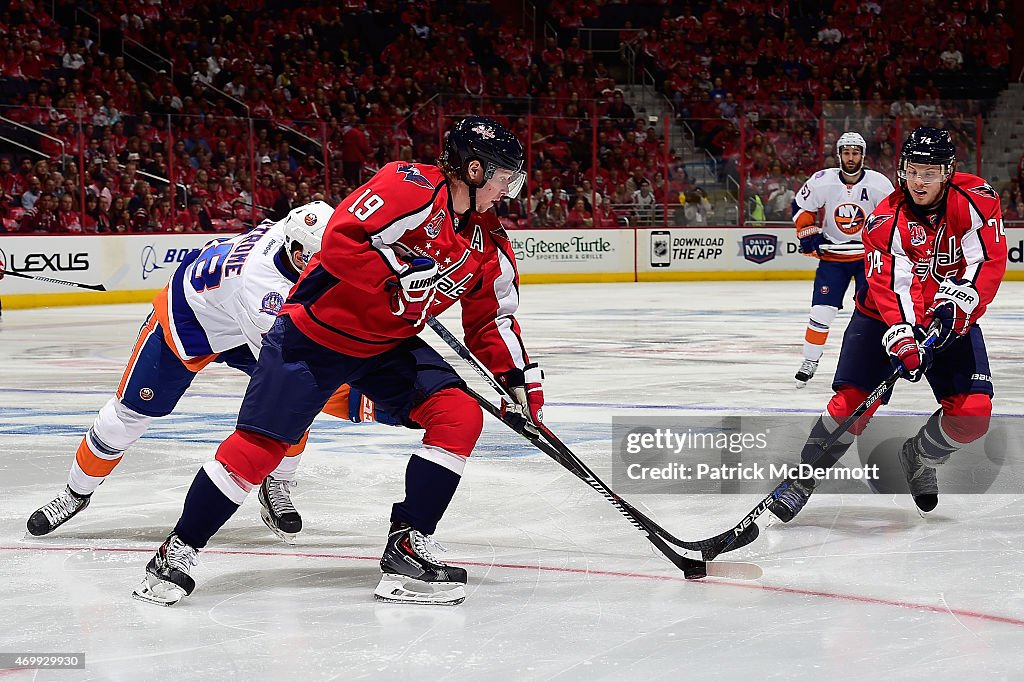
[259,476,302,543]
[374,522,467,605]
[27,487,91,536]
[898,437,938,515]
[768,476,816,523]
[132,533,199,606]
[794,359,819,388]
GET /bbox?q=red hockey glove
[926,277,979,350]
[883,323,932,382]
[498,363,544,436]
[388,257,438,326]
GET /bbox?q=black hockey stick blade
[1,269,107,291]
[426,316,761,578]
[696,367,907,561]
[534,421,760,559]
[461,385,762,580]
[697,323,944,560]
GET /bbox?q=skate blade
[794,380,808,389]
[131,576,186,607]
[373,574,466,606]
[260,507,298,545]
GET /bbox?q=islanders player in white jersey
[27,201,394,541]
[792,132,895,387]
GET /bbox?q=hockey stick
[697,326,942,561]
[425,315,762,580]
[0,269,107,291]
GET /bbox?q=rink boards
[3,226,1024,308]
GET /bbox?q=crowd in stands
[0,0,1018,234]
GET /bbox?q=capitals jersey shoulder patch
[865,213,892,233]
[396,163,434,190]
[967,184,997,200]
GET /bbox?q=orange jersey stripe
[152,286,218,372]
[805,328,829,345]
[284,431,309,458]
[115,313,160,400]
[75,437,122,477]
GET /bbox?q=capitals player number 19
[866,249,883,278]
[347,189,386,221]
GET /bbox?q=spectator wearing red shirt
[540,36,564,70]
[210,176,240,219]
[20,193,59,232]
[57,193,83,233]
[565,197,593,228]
[341,123,371,186]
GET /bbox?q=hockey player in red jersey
[769,127,1006,521]
[134,116,540,607]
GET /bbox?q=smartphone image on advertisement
[650,230,671,267]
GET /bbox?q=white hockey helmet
[835,131,866,156]
[281,200,334,267]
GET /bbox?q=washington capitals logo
[968,184,997,200]
[396,163,434,190]
[472,124,496,139]
[864,214,891,233]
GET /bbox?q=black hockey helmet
[898,127,956,184]
[441,116,526,197]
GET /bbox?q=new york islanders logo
[303,212,318,226]
[396,163,434,190]
[833,203,866,235]
[260,292,284,315]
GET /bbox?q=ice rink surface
[1,281,1023,681]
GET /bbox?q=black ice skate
[768,476,816,522]
[132,533,199,606]
[794,359,819,388]
[27,487,91,536]
[898,437,938,514]
[259,476,302,543]
[374,522,467,605]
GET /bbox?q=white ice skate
[794,359,819,388]
[374,523,467,606]
[132,533,199,606]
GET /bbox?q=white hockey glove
[497,363,544,436]
[926,277,979,350]
[388,257,439,326]
[883,323,932,382]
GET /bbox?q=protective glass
[897,167,949,184]
[488,168,527,197]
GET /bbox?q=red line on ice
[4,544,1021,628]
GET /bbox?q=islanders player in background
[793,132,894,387]
[134,116,543,607]
[770,127,1006,522]
[27,202,395,543]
